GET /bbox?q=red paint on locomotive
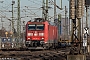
[25,19,58,49]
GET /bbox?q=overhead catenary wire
[0,0,65,30]
[24,6,41,17]
[28,0,42,6]
[0,0,11,10]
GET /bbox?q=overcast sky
[0,0,69,31]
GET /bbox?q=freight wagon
[55,18,71,47]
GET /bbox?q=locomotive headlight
[39,33,44,36]
[28,38,30,39]
[42,38,44,39]
[28,33,33,36]
[34,33,38,36]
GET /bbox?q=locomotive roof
[28,18,56,26]
[34,18,45,22]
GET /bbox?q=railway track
[0,47,70,60]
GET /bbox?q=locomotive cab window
[28,24,44,30]
[28,24,35,30]
[36,24,44,30]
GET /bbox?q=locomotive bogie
[25,40,45,47]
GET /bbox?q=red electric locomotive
[25,18,58,49]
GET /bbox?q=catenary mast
[17,0,21,46]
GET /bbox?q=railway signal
[5,32,8,38]
[83,27,89,53]
[83,34,87,47]
[84,27,89,34]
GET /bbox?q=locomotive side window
[28,24,35,30]
[36,24,44,30]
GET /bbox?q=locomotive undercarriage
[26,40,45,47]
[25,40,58,49]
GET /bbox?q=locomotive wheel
[26,44,29,47]
[43,44,50,49]
[52,43,55,49]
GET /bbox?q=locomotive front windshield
[28,24,44,30]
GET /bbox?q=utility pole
[1,17,3,29]
[17,0,21,47]
[1,17,3,37]
[43,0,62,20]
[86,6,88,28]
[58,14,61,40]
[45,0,48,20]
[65,6,68,40]
[77,0,82,51]
[60,0,62,9]
[42,0,48,20]
[82,0,85,44]
[42,0,45,20]
[23,21,25,46]
[81,0,85,53]
[50,0,62,10]
[54,0,56,20]
[12,0,15,39]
